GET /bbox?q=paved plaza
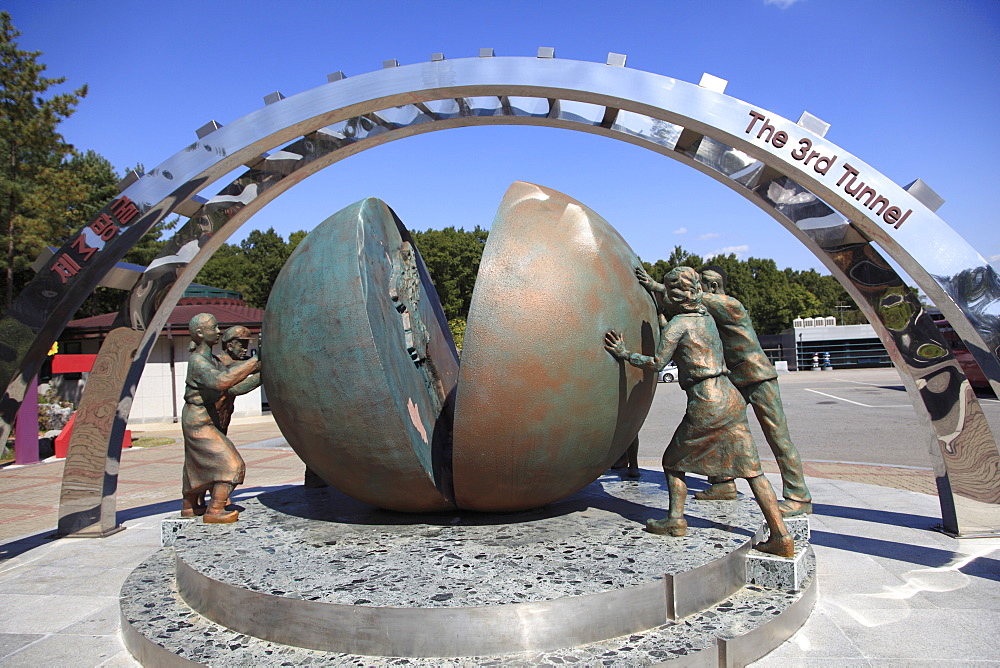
[1,368,999,665]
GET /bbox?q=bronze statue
[181,314,260,523]
[605,267,793,557]
[215,325,262,435]
[637,265,812,516]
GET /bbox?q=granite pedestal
[120,472,815,666]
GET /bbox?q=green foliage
[0,15,139,319]
[642,246,863,335]
[640,246,704,284]
[195,228,307,308]
[691,252,859,334]
[410,226,488,321]
[288,230,307,254]
[0,12,89,309]
[448,318,467,353]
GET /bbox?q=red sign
[49,196,140,284]
[51,354,98,374]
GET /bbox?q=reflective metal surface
[666,533,752,620]
[717,572,818,667]
[0,54,988,530]
[820,243,1000,512]
[56,327,142,536]
[752,176,1000,530]
[176,552,669,657]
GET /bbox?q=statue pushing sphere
[605,267,794,557]
[181,314,260,523]
[258,183,806,559]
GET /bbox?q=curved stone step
[121,547,816,666]
[168,476,768,655]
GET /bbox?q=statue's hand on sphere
[635,266,654,289]
[605,330,628,359]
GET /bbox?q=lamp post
[835,303,852,326]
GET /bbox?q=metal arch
[0,55,992,534]
[117,57,1000,384]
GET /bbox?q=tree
[410,226,488,321]
[238,228,295,308]
[288,230,307,255]
[195,241,247,302]
[637,246,866,335]
[0,12,89,309]
[194,227,305,309]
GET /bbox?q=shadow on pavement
[810,528,1000,580]
[0,485,303,563]
[117,499,182,523]
[113,484,297,524]
[0,530,54,562]
[812,502,942,530]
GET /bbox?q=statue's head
[700,265,727,295]
[664,267,704,313]
[222,325,252,360]
[189,313,220,346]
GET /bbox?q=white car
[658,362,678,383]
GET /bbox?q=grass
[130,437,176,448]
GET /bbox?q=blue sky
[6,0,998,274]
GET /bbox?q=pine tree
[0,11,88,309]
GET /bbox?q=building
[758,317,892,372]
[791,320,891,370]
[57,286,264,424]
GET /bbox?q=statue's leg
[747,379,812,514]
[180,491,207,517]
[693,474,737,500]
[747,474,793,557]
[203,482,239,523]
[626,436,640,478]
[647,470,688,536]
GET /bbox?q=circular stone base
[121,472,816,665]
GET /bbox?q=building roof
[65,298,264,337]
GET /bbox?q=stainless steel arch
[0,55,994,535]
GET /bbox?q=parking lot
[636,367,1000,470]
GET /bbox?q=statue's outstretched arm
[229,371,262,396]
[635,266,665,295]
[604,322,677,372]
[191,355,260,392]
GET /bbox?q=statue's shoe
[203,509,239,524]
[693,482,737,501]
[778,499,813,516]
[180,506,206,518]
[754,533,794,557]
[646,517,688,536]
